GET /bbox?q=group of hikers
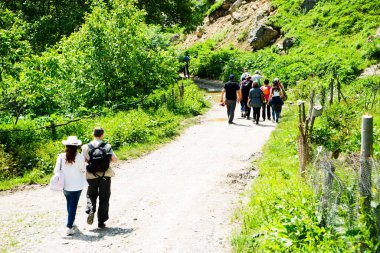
[220,69,286,124]
[54,127,117,236]
[55,68,285,236]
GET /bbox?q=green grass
[0,82,210,191]
[232,104,376,252]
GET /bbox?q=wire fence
[310,146,380,235]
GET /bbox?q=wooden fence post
[329,78,334,105]
[50,120,57,140]
[297,101,309,178]
[179,83,184,99]
[359,115,373,211]
[321,87,326,107]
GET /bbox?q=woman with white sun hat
[54,136,87,236]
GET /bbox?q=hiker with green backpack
[82,127,118,228]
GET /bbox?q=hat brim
[62,140,82,146]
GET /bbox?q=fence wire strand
[309,147,380,232]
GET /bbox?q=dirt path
[0,101,275,253]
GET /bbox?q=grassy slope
[180,0,380,251]
[231,107,361,252]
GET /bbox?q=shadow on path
[65,227,135,242]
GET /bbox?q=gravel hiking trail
[0,100,276,253]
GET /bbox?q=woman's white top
[54,153,88,191]
[273,89,281,97]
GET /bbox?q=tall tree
[136,0,199,30]
[2,0,91,53]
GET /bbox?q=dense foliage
[1,0,91,53]
[137,0,211,31]
[0,0,210,189]
[0,1,180,122]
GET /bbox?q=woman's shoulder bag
[49,154,64,191]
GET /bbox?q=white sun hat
[62,136,82,146]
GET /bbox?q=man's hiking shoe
[66,228,75,236]
[98,223,106,228]
[87,212,94,225]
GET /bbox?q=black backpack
[86,142,110,175]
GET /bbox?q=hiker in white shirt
[54,136,87,236]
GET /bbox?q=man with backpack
[82,127,118,228]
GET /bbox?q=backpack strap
[98,142,107,149]
[57,154,63,172]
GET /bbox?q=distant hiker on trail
[239,76,246,117]
[220,74,241,124]
[269,79,284,123]
[55,136,87,236]
[183,53,190,78]
[251,70,264,86]
[260,79,271,121]
[240,68,250,81]
[82,127,118,229]
[239,68,250,116]
[240,75,253,119]
[247,81,265,125]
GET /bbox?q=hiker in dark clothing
[183,54,190,78]
[82,127,118,228]
[239,77,246,117]
[247,81,264,125]
[220,74,241,124]
[240,75,253,119]
[269,81,284,123]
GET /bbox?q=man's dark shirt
[224,81,240,100]
[241,80,252,100]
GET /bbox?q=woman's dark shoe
[87,212,94,225]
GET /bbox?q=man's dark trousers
[86,177,111,225]
[226,100,237,123]
[262,102,271,120]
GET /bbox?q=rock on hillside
[183,0,280,52]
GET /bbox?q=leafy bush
[0,82,208,189]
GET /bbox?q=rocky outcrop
[301,0,318,12]
[248,24,279,50]
[196,27,205,38]
[283,37,296,50]
[231,12,249,24]
[229,0,243,12]
[171,34,180,43]
[256,9,270,22]
[208,0,261,23]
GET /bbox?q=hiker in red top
[260,79,271,121]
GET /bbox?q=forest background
[0,0,210,189]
